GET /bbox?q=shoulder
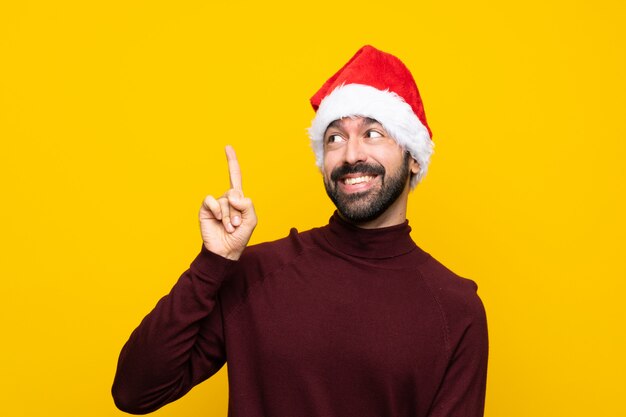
[414,254,487,355]
[416,254,486,333]
[237,226,319,273]
[220,226,321,292]
[418,255,479,299]
[217,226,325,316]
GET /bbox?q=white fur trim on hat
[308,84,434,189]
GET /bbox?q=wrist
[202,243,243,261]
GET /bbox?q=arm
[112,146,256,414]
[111,248,234,414]
[427,296,489,417]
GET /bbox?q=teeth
[344,176,373,185]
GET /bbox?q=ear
[409,157,421,175]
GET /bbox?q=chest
[224,255,448,379]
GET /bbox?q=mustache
[330,162,385,182]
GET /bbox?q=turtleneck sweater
[112,213,488,417]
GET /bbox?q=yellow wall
[1,1,624,416]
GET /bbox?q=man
[112,45,488,417]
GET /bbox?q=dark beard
[324,155,411,224]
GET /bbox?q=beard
[324,154,411,224]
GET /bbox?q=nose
[343,137,367,165]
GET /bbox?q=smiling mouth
[342,175,375,185]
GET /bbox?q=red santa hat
[308,45,434,188]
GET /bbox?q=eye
[327,134,345,143]
[366,130,383,139]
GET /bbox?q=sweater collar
[322,211,417,259]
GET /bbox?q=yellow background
[1,1,625,416]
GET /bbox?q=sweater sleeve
[111,246,235,414]
[427,293,489,417]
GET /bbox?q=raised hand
[199,146,257,260]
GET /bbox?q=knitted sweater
[112,213,488,416]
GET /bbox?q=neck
[323,211,418,259]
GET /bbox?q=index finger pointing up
[225,145,243,191]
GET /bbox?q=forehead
[325,116,382,132]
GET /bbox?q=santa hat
[308,45,434,188]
